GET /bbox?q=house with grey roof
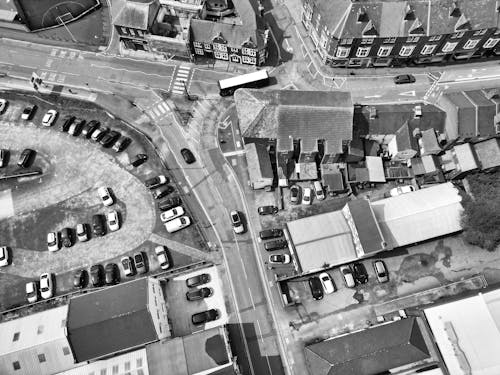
[246,141,274,189]
[472,137,500,172]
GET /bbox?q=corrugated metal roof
[365,156,386,182]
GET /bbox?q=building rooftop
[246,142,273,184]
[113,0,159,29]
[345,199,386,254]
[473,137,500,170]
[420,128,442,155]
[453,143,478,172]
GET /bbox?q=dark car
[145,175,169,189]
[394,74,416,84]
[186,287,213,301]
[112,136,131,152]
[290,185,301,204]
[17,148,34,168]
[191,309,219,325]
[60,227,73,247]
[21,105,37,120]
[90,264,104,287]
[308,276,324,301]
[134,252,148,274]
[68,118,85,136]
[352,262,369,284]
[92,214,106,236]
[158,196,182,211]
[186,273,210,288]
[99,130,121,147]
[131,153,148,167]
[153,185,173,199]
[60,115,75,132]
[259,228,283,240]
[81,120,100,138]
[91,127,109,142]
[0,149,7,168]
[181,148,196,164]
[258,205,278,215]
[105,263,120,285]
[73,269,87,288]
[264,239,288,251]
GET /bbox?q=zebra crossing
[39,48,82,85]
[171,65,192,95]
[144,100,171,121]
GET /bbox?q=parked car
[302,187,312,205]
[230,210,245,234]
[17,148,34,168]
[186,287,213,301]
[165,216,191,233]
[21,105,36,120]
[191,309,219,325]
[313,181,325,200]
[353,262,368,284]
[308,276,324,300]
[92,214,106,236]
[319,272,336,294]
[60,115,75,132]
[387,185,415,197]
[61,227,73,247]
[81,120,100,138]
[145,175,168,189]
[91,126,109,142]
[269,254,291,264]
[99,130,120,147]
[186,273,210,288]
[258,205,278,215]
[105,263,120,285]
[68,118,85,136]
[0,98,7,114]
[98,186,114,206]
[0,149,7,168]
[134,252,148,274]
[259,228,283,240]
[76,223,89,242]
[0,246,9,267]
[112,136,131,152]
[73,269,87,288]
[158,196,182,211]
[121,256,135,276]
[26,281,38,303]
[41,109,58,126]
[373,260,389,283]
[339,265,356,288]
[394,74,416,84]
[90,264,104,287]
[153,185,173,200]
[107,210,120,232]
[155,246,170,270]
[181,148,196,164]
[161,206,184,223]
[47,232,60,252]
[130,153,148,167]
[289,185,301,204]
[264,239,288,251]
[39,273,53,299]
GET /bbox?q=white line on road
[364,94,381,98]
[256,319,265,345]
[399,90,416,96]
[223,150,246,157]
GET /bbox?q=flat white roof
[218,70,268,90]
[425,289,500,375]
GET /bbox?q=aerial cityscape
[0,0,500,374]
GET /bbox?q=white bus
[218,69,269,96]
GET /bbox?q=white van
[313,181,325,200]
[165,216,191,233]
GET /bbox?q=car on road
[99,130,120,147]
[181,148,196,164]
[41,109,58,126]
[186,273,210,288]
[264,239,288,251]
[61,228,73,247]
[26,281,38,303]
[60,115,75,132]
[90,264,104,287]
[91,126,109,142]
[230,210,245,234]
[121,256,135,276]
[290,185,301,204]
[155,246,170,270]
[160,206,184,223]
[98,186,114,206]
[92,214,106,236]
[40,273,53,299]
[21,105,36,120]
[387,185,415,197]
[308,276,324,300]
[340,265,356,288]
[394,74,416,84]
[0,246,9,267]
[145,175,168,189]
[112,136,131,152]
[302,187,312,205]
[165,216,191,233]
[130,153,148,167]
[105,263,120,285]
[259,228,283,240]
[319,272,336,294]
[81,120,100,138]
[353,262,368,284]
[186,287,213,301]
[0,149,7,168]
[269,254,291,264]
[68,118,85,136]
[158,196,182,211]
[107,210,120,232]
[0,98,7,114]
[47,232,60,252]
[17,148,34,168]
[73,269,87,288]
[153,185,173,200]
[258,205,278,215]
[76,223,89,242]
[134,252,148,274]
[373,260,389,283]
[191,309,219,325]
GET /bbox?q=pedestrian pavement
[149,233,221,263]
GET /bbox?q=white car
[339,265,356,288]
[26,281,38,303]
[0,246,10,267]
[269,254,291,264]
[319,272,336,294]
[155,246,170,270]
[76,224,89,242]
[42,109,58,126]
[302,187,312,205]
[40,273,53,299]
[160,206,184,223]
[230,210,244,234]
[0,99,7,114]
[47,232,60,252]
[98,187,114,206]
[107,211,120,231]
[165,216,191,233]
[389,185,415,197]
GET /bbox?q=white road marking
[256,319,265,344]
[223,150,246,157]
[45,59,53,68]
[399,90,416,96]
[364,94,381,98]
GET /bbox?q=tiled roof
[420,129,442,155]
[346,199,386,254]
[463,91,497,137]
[246,142,274,182]
[453,143,478,172]
[113,0,159,29]
[395,121,418,153]
[473,138,500,170]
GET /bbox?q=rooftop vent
[450,1,461,17]
[454,13,470,31]
[404,4,415,21]
[409,18,425,35]
[357,7,368,23]
[369,107,377,119]
[362,20,378,36]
